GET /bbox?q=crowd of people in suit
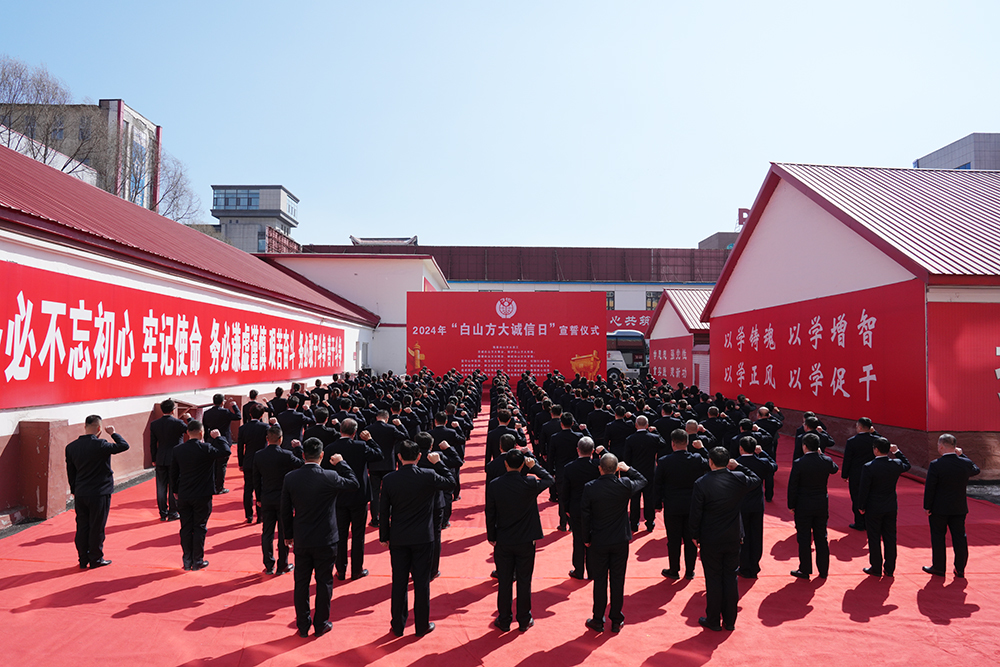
[64,366,981,638]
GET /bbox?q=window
[257,231,267,253]
[645,291,661,310]
[51,116,64,140]
[606,291,615,310]
[287,200,297,218]
[957,162,972,170]
[213,188,260,210]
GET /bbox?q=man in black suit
[281,438,358,637]
[654,429,709,580]
[549,412,586,530]
[624,416,667,532]
[485,409,527,465]
[603,406,636,460]
[736,437,777,579]
[366,410,410,527]
[700,406,734,445]
[242,389,271,424]
[724,419,771,460]
[792,415,834,461]
[923,434,980,578]
[585,398,615,447]
[414,431,461,578]
[787,432,839,579]
[428,411,466,505]
[560,437,601,579]
[277,395,316,449]
[65,415,130,568]
[380,440,455,637]
[149,399,186,521]
[690,446,760,631]
[486,448,553,632]
[253,424,303,575]
[237,403,270,524]
[841,417,878,530]
[652,404,683,439]
[323,418,383,580]
[581,453,647,633]
[857,437,910,577]
[170,420,231,570]
[201,394,241,494]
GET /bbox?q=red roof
[0,146,379,328]
[646,287,712,337]
[703,162,1000,321]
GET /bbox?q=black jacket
[322,437,383,507]
[690,464,761,546]
[149,415,185,467]
[379,462,455,546]
[253,444,304,506]
[858,452,911,514]
[202,405,241,443]
[485,425,526,465]
[924,453,980,515]
[787,451,839,515]
[842,432,879,480]
[66,432,130,496]
[237,419,269,470]
[653,449,710,515]
[581,469,647,546]
[486,466,553,544]
[365,420,409,472]
[737,452,777,513]
[558,456,600,522]
[624,430,668,480]
[170,436,231,500]
[280,461,358,550]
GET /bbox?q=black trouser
[369,469,389,523]
[664,512,697,576]
[74,493,111,566]
[336,502,368,576]
[178,496,212,567]
[453,466,462,500]
[588,541,628,626]
[701,542,740,628]
[865,511,897,574]
[214,452,230,493]
[794,512,829,576]
[739,509,764,575]
[155,466,176,518]
[495,541,536,627]
[442,487,454,526]
[569,516,588,576]
[431,502,444,575]
[390,541,433,634]
[929,513,968,573]
[629,484,656,529]
[242,467,256,521]
[294,545,336,633]
[260,502,289,570]
[848,475,865,527]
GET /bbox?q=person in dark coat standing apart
[923,433,980,578]
[486,448,554,632]
[581,453,647,633]
[281,437,358,637]
[787,432,838,579]
[690,446,761,631]
[149,398,186,522]
[65,415,130,568]
[253,424,303,575]
[380,440,455,637]
[736,436,777,579]
[857,437,910,577]
[170,420,231,571]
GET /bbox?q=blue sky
[3,1,997,248]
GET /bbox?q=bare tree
[156,151,202,223]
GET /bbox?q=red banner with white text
[1,262,345,410]
[406,292,606,379]
[710,280,926,430]
[607,310,652,334]
[649,335,694,384]
[928,301,1000,432]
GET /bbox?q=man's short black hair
[709,447,730,468]
[873,437,890,454]
[505,448,526,469]
[85,414,102,427]
[399,440,421,462]
[740,436,757,454]
[303,437,324,459]
[499,433,517,453]
[186,419,203,435]
[160,398,175,413]
[213,393,225,406]
[803,432,821,451]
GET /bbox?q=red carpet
[3,407,1000,666]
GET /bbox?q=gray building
[913,133,1000,170]
[209,185,300,253]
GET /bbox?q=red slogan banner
[406,292,606,379]
[607,310,652,334]
[710,280,926,430]
[649,335,694,384]
[1,262,345,410]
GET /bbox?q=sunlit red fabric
[649,335,693,384]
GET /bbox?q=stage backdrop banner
[1,262,345,410]
[927,301,1000,433]
[406,291,606,379]
[709,279,926,430]
[649,335,693,384]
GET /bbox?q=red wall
[928,301,1000,432]
[710,280,927,430]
